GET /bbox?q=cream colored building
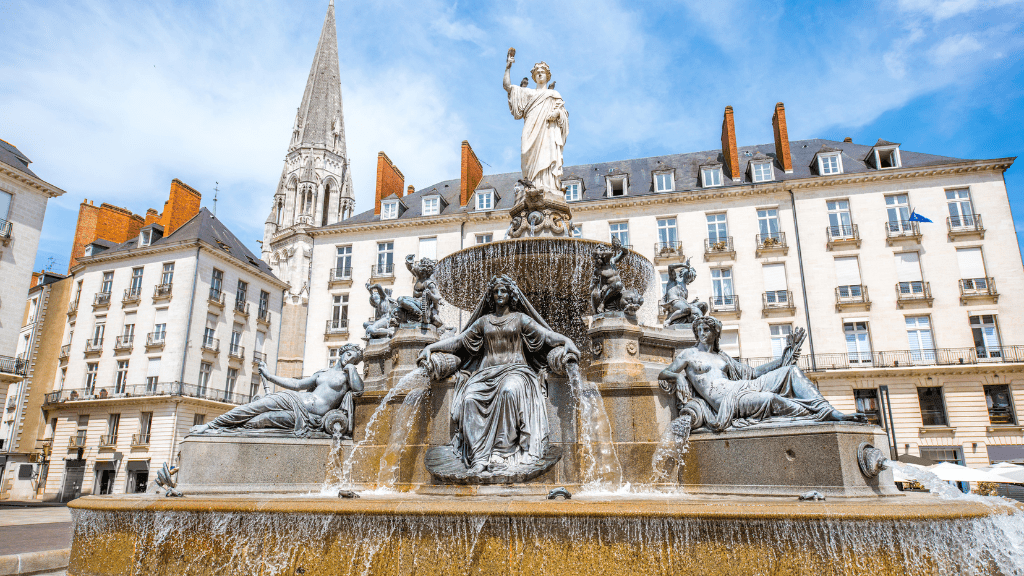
[40,208,286,500]
[293,103,1023,470]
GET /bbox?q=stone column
[585,312,646,387]
[360,338,393,392]
[387,326,442,389]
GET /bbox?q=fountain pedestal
[176,434,337,494]
[361,338,393,391]
[387,325,441,389]
[585,313,646,387]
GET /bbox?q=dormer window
[422,196,440,216]
[653,171,674,193]
[84,245,94,257]
[818,152,843,175]
[751,161,774,183]
[475,189,494,211]
[563,181,581,202]
[701,165,723,187]
[139,229,152,247]
[868,140,902,170]
[381,200,399,220]
[606,175,628,197]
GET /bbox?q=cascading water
[567,363,623,490]
[375,384,431,490]
[651,415,691,484]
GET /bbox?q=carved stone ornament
[506,180,575,239]
[627,342,638,356]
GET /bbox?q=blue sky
[1,0,1022,273]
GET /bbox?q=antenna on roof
[45,257,55,272]
[213,182,219,217]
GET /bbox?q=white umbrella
[977,462,1024,483]
[890,462,926,483]
[927,461,1016,483]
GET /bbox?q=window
[706,213,728,243]
[564,182,580,202]
[211,269,223,297]
[701,166,722,187]
[762,263,788,303]
[894,252,924,295]
[121,319,135,345]
[0,190,11,220]
[946,189,974,228]
[751,161,773,182]
[250,375,261,399]
[193,413,206,426]
[476,234,492,244]
[139,229,152,247]
[91,321,105,345]
[161,263,174,285]
[917,387,948,427]
[198,362,212,396]
[146,358,160,392]
[984,385,1016,425]
[335,246,352,277]
[331,294,349,330]
[114,361,129,394]
[107,414,120,442]
[905,316,935,362]
[874,146,901,169]
[834,257,862,298]
[419,237,437,260]
[659,272,670,296]
[826,200,853,237]
[956,247,988,288]
[719,329,740,357]
[203,326,216,348]
[225,368,238,398]
[656,218,677,246]
[885,195,911,232]
[654,171,674,193]
[153,309,167,343]
[127,267,143,296]
[139,412,153,438]
[757,208,780,240]
[609,222,629,246]
[381,200,399,220]
[854,389,884,428]
[818,153,842,175]
[236,280,248,305]
[377,242,394,273]
[770,324,792,358]
[844,322,871,364]
[971,315,1002,359]
[230,329,242,356]
[711,268,734,306]
[475,191,493,211]
[329,347,342,368]
[258,290,270,319]
[422,196,440,216]
[606,175,627,197]
[85,363,98,394]
[100,271,113,294]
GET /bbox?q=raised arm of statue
[503,47,515,93]
[258,361,317,391]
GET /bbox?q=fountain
[63,48,1024,576]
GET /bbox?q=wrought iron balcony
[885,220,921,244]
[228,344,245,360]
[959,277,998,303]
[153,283,172,300]
[325,318,349,335]
[85,338,104,353]
[947,214,984,239]
[122,288,142,305]
[762,290,795,313]
[98,434,117,447]
[835,285,870,311]
[896,281,933,307]
[704,237,735,259]
[709,294,740,314]
[93,292,112,307]
[59,344,70,360]
[131,433,150,446]
[329,267,353,284]
[208,288,225,306]
[68,433,86,448]
[46,382,253,406]
[653,241,684,262]
[201,337,220,354]
[371,264,395,279]
[146,332,166,347]
[67,299,79,316]
[234,299,250,317]
[755,232,788,255]
[826,224,860,249]
[114,335,134,351]
[0,355,27,376]
[0,218,12,244]
[741,345,1024,373]
[257,308,270,325]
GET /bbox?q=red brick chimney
[374,151,405,215]
[159,179,201,235]
[460,140,483,206]
[68,200,145,270]
[407,185,415,196]
[772,102,793,173]
[721,106,739,181]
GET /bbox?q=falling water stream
[567,363,623,490]
[375,384,431,490]
[650,415,692,483]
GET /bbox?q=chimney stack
[159,179,201,235]
[460,140,483,206]
[374,151,405,215]
[721,106,739,181]
[771,102,793,173]
[407,185,415,196]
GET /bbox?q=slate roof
[0,139,37,178]
[97,208,277,277]
[341,138,967,227]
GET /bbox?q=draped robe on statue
[507,85,569,192]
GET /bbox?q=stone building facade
[292,103,1023,469]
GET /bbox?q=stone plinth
[361,338,392,391]
[176,434,336,494]
[507,184,574,238]
[387,325,441,389]
[638,324,695,379]
[680,422,900,498]
[585,313,646,388]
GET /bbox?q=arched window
[275,199,284,226]
[321,182,332,226]
[303,187,313,215]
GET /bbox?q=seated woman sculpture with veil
[659,316,865,432]
[418,275,580,479]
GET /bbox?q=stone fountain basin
[66,493,1022,576]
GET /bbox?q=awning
[978,462,1024,483]
[94,460,118,470]
[927,462,1015,483]
[125,460,150,471]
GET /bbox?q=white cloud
[930,34,984,65]
[897,0,1021,21]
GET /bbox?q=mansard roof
[0,138,37,178]
[340,138,973,226]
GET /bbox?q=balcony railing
[371,263,395,279]
[131,433,150,446]
[257,308,270,325]
[153,283,172,299]
[709,294,740,314]
[122,288,142,305]
[67,299,79,316]
[201,337,220,353]
[46,382,252,407]
[885,220,921,243]
[835,285,870,310]
[704,237,735,258]
[653,241,684,261]
[762,290,795,312]
[234,300,250,317]
[208,288,225,306]
[228,344,245,360]
[146,332,166,347]
[253,351,265,366]
[959,277,997,302]
[0,218,12,242]
[326,319,349,335]
[0,355,27,376]
[68,433,86,448]
[93,292,111,307]
[741,345,1024,373]
[896,281,932,307]
[947,214,984,238]
[85,338,104,353]
[59,344,70,360]
[329,267,353,283]
[98,434,117,447]
[114,335,134,351]
[755,232,787,254]
[826,224,860,248]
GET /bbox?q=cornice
[810,362,1024,380]
[784,158,1015,191]
[0,164,67,198]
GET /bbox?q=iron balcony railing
[153,283,172,299]
[98,434,117,447]
[704,237,734,256]
[896,281,932,302]
[253,351,265,366]
[326,319,349,335]
[755,232,787,251]
[132,433,150,446]
[885,220,921,239]
[146,332,166,347]
[93,292,111,307]
[68,433,86,448]
[960,277,997,298]
[201,337,220,353]
[371,264,395,278]
[234,300,250,316]
[228,344,245,359]
[709,294,739,313]
[0,219,12,240]
[947,214,984,234]
[67,299,79,316]
[835,285,870,307]
[208,288,225,305]
[46,382,252,406]
[85,338,104,352]
[762,290,794,310]
[654,241,684,259]
[740,345,1024,373]
[122,288,142,304]
[330,267,353,282]
[257,308,270,324]
[59,344,70,360]
[114,335,134,350]
[826,224,859,244]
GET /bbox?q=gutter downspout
[788,190,816,372]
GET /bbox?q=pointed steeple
[291,1,346,157]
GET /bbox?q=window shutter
[154,308,167,324]
[894,252,922,282]
[256,331,265,353]
[956,248,986,278]
[419,238,437,260]
[762,264,788,291]
[146,358,161,378]
[834,257,861,285]
[771,337,786,358]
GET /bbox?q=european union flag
[908,210,933,223]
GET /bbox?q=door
[62,459,86,502]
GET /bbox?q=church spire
[290,1,346,157]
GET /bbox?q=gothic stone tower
[264,0,355,376]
